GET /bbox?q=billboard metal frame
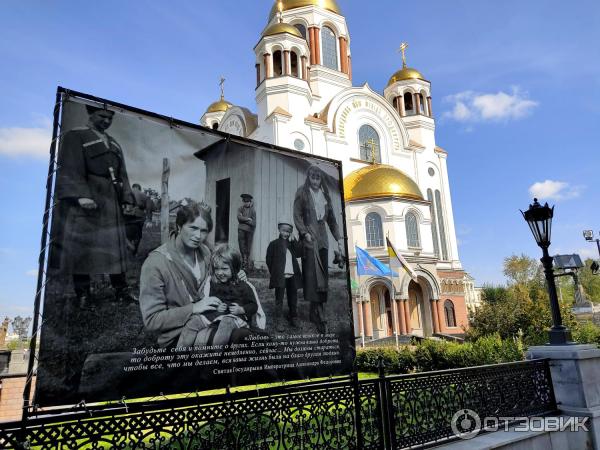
[23,86,356,416]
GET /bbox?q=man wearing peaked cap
[52,103,136,308]
[237,193,256,270]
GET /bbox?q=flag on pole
[356,246,398,277]
[386,237,418,280]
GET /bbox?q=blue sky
[1,0,599,321]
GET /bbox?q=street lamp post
[521,198,573,345]
[583,231,600,274]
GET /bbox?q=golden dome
[387,67,427,87]
[268,0,342,21]
[206,97,233,113]
[343,164,424,202]
[262,22,303,39]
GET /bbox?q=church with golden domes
[201,0,480,342]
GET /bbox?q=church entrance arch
[368,283,393,339]
[408,280,426,337]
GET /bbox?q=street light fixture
[582,230,600,260]
[521,198,573,345]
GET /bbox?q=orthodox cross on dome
[398,42,409,68]
[219,76,226,99]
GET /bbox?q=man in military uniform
[54,104,136,307]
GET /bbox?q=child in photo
[178,244,258,347]
[266,220,303,329]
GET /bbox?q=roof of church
[387,67,427,87]
[343,164,424,202]
[262,22,303,39]
[206,96,233,113]
[268,0,342,21]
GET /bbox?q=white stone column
[527,344,600,447]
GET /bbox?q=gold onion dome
[262,22,303,38]
[343,164,424,202]
[268,0,342,21]
[387,67,427,87]
[206,96,233,113]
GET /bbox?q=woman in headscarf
[293,165,344,333]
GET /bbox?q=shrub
[355,347,399,374]
[356,335,525,374]
[572,321,600,346]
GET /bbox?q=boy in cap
[266,220,303,328]
[237,194,256,270]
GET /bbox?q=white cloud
[0,122,52,159]
[528,180,582,201]
[25,269,38,277]
[443,87,538,122]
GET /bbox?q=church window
[273,50,283,76]
[405,211,420,248]
[294,138,305,151]
[294,24,307,39]
[365,212,384,248]
[291,51,299,77]
[418,93,425,114]
[212,122,219,130]
[321,26,338,70]
[435,190,449,260]
[427,189,440,257]
[403,93,414,115]
[358,125,381,163]
[444,300,456,327]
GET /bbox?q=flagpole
[386,233,399,350]
[355,244,365,348]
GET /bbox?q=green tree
[579,259,600,303]
[467,254,578,345]
[503,254,541,285]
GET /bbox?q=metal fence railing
[0,359,556,450]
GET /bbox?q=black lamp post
[521,198,572,345]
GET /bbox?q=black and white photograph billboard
[35,89,354,406]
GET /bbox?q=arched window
[404,93,414,115]
[444,300,456,327]
[427,189,440,257]
[294,24,307,39]
[359,125,381,163]
[405,211,420,248]
[435,190,448,260]
[365,212,383,248]
[273,50,283,76]
[418,93,425,114]
[290,51,299,77]
[211,122,219,130]
[321,26,338,70]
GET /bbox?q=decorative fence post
[377,356,392,450]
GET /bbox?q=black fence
[0,359,556,449]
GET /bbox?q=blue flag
[356,246,397,277]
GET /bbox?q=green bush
[572,321,600,346]
[356,335,525,374]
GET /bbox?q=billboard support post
[20,90,63,436]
